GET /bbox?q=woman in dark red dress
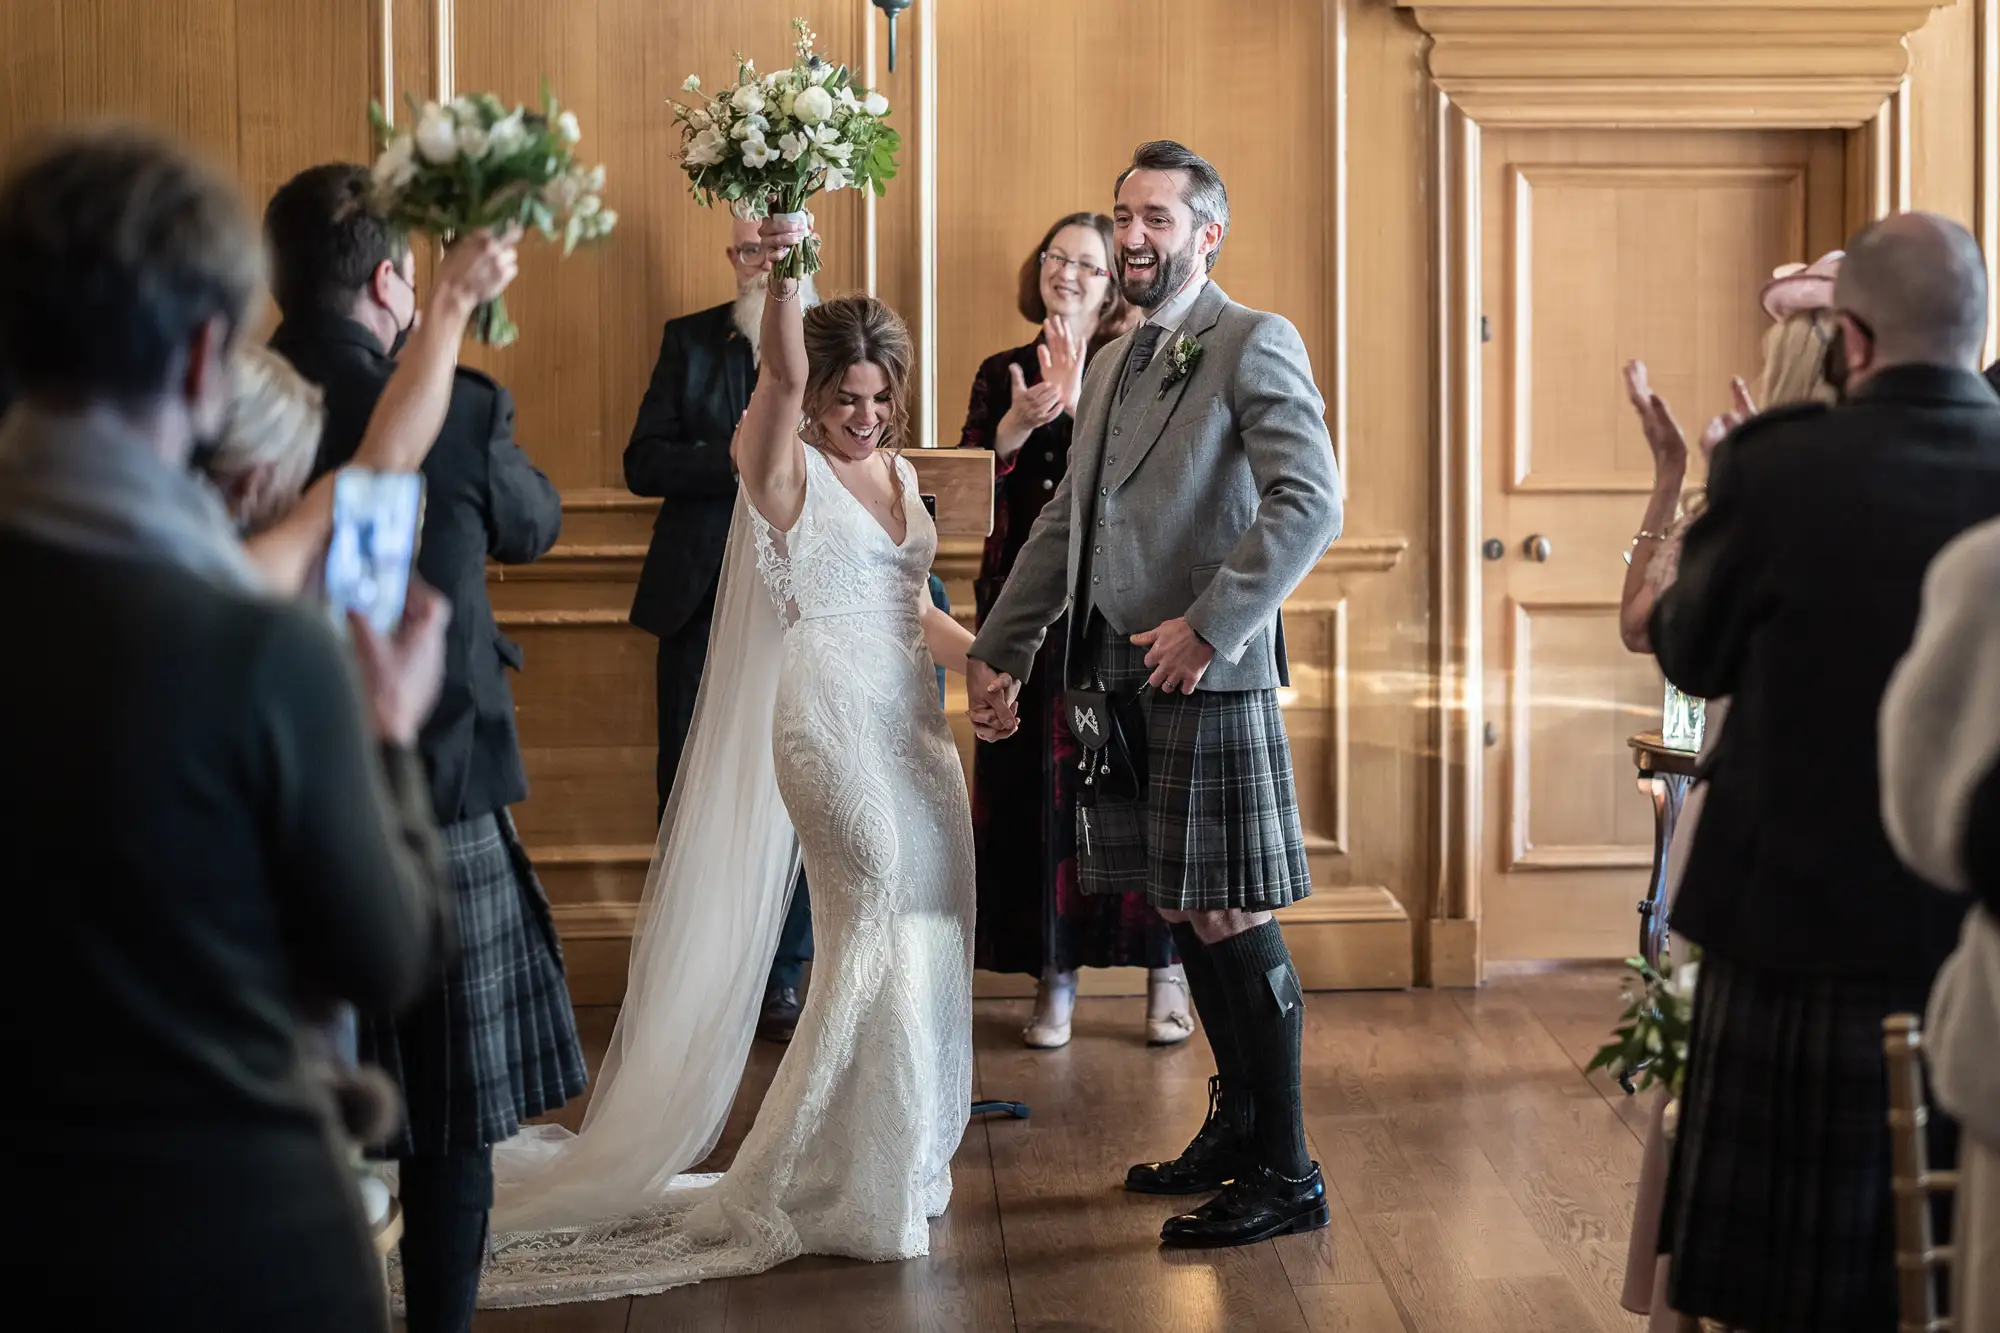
[960,212,1187,1050]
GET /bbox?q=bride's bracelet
[771,279,801,304]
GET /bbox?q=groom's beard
[732,274,819,362]
[1119,233,1200,310]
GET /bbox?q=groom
[969,140,1342,1248]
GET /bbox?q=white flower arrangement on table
[366,86,616,348]
[672,18,901,280]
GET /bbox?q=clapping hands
[1003,358,1064,435]
[1701,377,1758,461]
[1042,313,1087,414]
[1623,360,1760,480]
[966,658,1021,742]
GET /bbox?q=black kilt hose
[359,810,587,1158]
[1075,619,1311,911]
[1663,955,1959,1332]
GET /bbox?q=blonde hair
[1683,310,1837,522]
[215,344,323,531]
[1756,313,1837,410]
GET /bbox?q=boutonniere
[1158,333,1203,398]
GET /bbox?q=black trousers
[399,1147,493,1333]
[655,590,811,992]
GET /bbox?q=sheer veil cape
[489,493,800,1232]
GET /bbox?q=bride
[470,211,1016,1306]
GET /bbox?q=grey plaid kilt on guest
[358,810,587,1159]
[1074,625,1311,912]
[1662,955,1957,1333]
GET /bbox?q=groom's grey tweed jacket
[971,280,1342,692]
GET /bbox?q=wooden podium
[903,447,995,539]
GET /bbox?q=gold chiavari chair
[1885,1013,1959,1333]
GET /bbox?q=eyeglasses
[731,243,769,262]
[1041,249,1110,280]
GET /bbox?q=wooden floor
[463,964,1649,1333]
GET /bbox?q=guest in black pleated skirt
[1648,214,2000,1332]
[1662,960,1956,1329]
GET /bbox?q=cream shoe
[1146,966,1195,1046]
[1024,970,1077,1049]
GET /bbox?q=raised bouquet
[672,18,900,279]
[367,87,615,348]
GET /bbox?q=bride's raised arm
[733,209,815,531]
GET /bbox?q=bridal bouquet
[672,18,900,279]
[367,87,616,347]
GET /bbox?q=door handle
[1522,534,1552,562]
[1482,538,1505,561]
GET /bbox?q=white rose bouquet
[366,87,615,348]
[672,18,899,280]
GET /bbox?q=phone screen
[921,493,938,520]
[325,469,426,635]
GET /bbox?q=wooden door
[1479,128,1849,960]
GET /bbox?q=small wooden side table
[1628,731,1700,973]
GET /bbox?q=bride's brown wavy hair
[801,296,915,516]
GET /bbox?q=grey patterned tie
[1118,324,1166,404]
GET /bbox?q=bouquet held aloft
[367,87,615,347]
[673,18,900,279]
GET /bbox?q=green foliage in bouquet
[1587,946,1701,1097]
[672,18,901,280]
[366,84,615,348]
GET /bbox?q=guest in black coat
[0,126,449,1333]
[1650,212,2000,1333]
[625,215,819,1041]
[264,163,586,1333]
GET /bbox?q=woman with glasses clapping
[959,212,1191,1050]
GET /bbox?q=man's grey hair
[1835,212,1989,368]
[1116,140,1230,272]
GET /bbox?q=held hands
[965,658,1022,742]
[1133,618,1214,694]
[351,581,451,748]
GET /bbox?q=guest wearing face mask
[625,217,821,1042]
[264,163,585,1333]
[209,229,519,592]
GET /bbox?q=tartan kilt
[1663,955,1957,1332]
[1075,627,1310,912]
[358,810,587,1159]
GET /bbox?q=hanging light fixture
[871,0,913,72]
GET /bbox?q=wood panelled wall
[3,1,1991,993]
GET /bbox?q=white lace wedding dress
[469,446,974,1307]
